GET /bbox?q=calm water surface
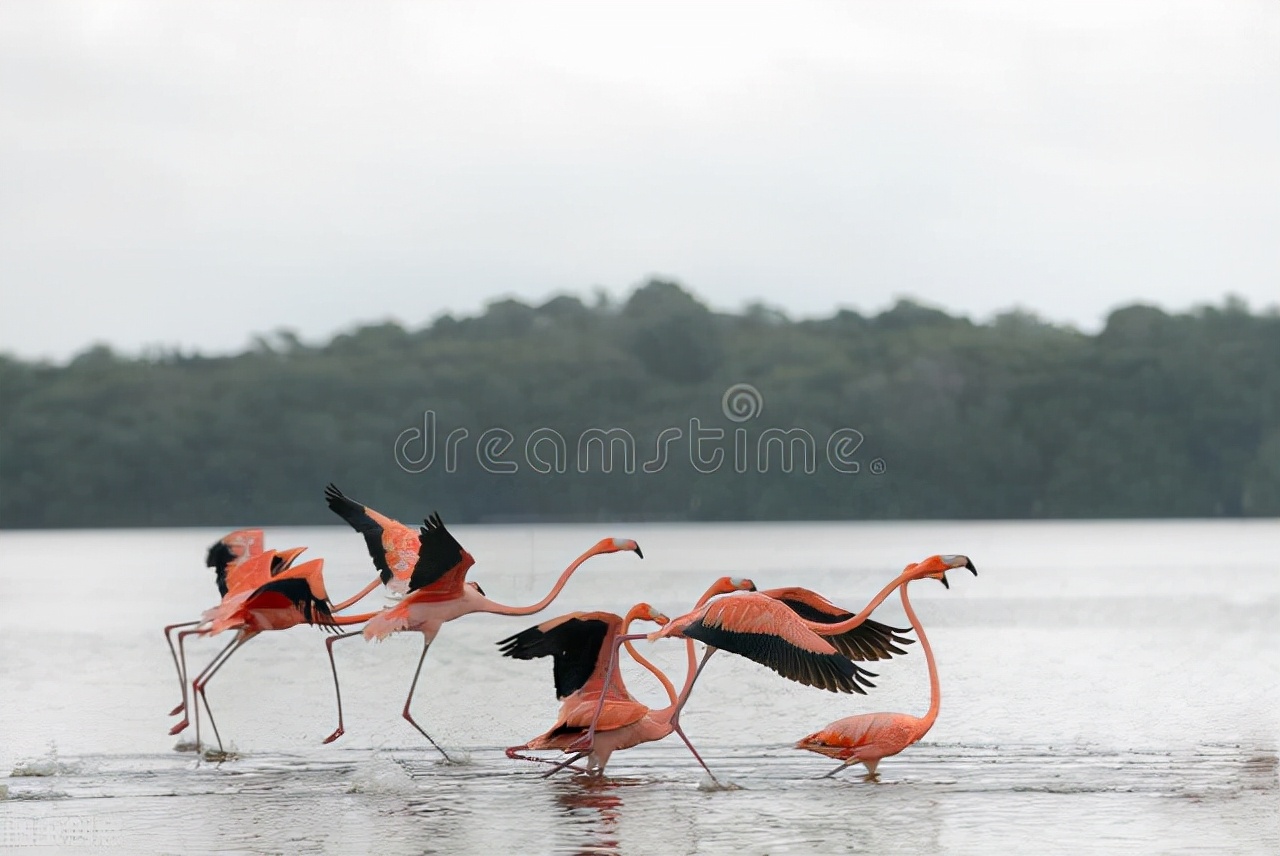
[1,521,1277,854]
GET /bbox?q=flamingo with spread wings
[320,512,643,759]
[795,554,977,780]
[505,576,758,781]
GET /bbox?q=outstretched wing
[677,593,872,694]
[324,483,415,585]
[763,586,915,661]
[407,512,475,596]
[498,613,615,700]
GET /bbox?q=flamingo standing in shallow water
[795,554,977,780]
[320,512,643,759]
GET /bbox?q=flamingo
[323,483,423,603]
[164,529,263,717]
[499,602,672,773]
[168,545,308,734]
[189,555,353,753]
[508,576,757,782]
[320,512,643,760]
[576,575,917,755]
[795,553,977,780]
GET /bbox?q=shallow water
[1,520,1277,854]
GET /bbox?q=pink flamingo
[189,555,357,753]
[168,545,308,735]
[502,577,756,781]
[164,529,263,718]
[323,483,424,603]
[320,512,643,760]
[795,554,977,780]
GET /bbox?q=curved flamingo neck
[332,577,381,612]
[621,614,678,706]
[807,570,912,634]
[480,545,606,616]
[900,581,940,736]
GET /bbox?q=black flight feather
[324,483,394,585]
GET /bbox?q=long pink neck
[332,577,381,612]
[621,616,678,706]
[900,581,940,736]
[806,570,912,634]
[481,546,604,616]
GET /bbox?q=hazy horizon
[3,1,1277,361]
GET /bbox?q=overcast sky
[2,1,1277,361]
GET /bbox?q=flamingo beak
[965,558,978,575]
[634,545,644,559]
[940,574,950,589]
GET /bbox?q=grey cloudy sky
[2,1,1277,361]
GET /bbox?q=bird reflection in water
[550,778,624,856]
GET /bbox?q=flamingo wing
[247,577,337,631]
[407,512,476,596]
[497,614,615,700]
[324,483,409,585]
[762,587,915,661]
[678,593,870,694]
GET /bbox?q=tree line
[2,281,1278,527]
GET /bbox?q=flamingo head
[713,575,757,596]
[467,580,486,596]
[629,602,670,627]
[907,554,977,589]
[595,538,643,559]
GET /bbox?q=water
[1,520,1277,854]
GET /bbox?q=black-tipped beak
[474,583,486,596]
[634,545,644,559]
[940,574,950,589]
[965,559,977,575]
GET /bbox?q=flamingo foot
[169,719,190,735]
[168,703,185,716]
[861,771,881,783]
[322,727,344,745]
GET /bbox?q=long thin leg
[578,633,648,749]
[823,759,855,778]
[668,647,717,730]
[322,630,363,744]
[540,751,587,778]
[401,637,453,762]
[194,632,255,754]
[504,745,590,774]
[170,631,234,735]
[671,724,720,785]
[164,620,201,715]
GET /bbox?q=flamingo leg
[579,633,648,749]
[823,759,856,778]
[671,724,720,785]
[540,751,588,779]
[167,625,207,720]
[667,647,718,730]
[321,630,363,744]
[331,577,380,612]
[170,630,231,735]
[164,620,201,715]
[194,631,256,754]
[504,746,590,774]
[401,638,453,762]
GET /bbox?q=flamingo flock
[166,484,976,781]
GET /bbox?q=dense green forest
[2,281,1278,527]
